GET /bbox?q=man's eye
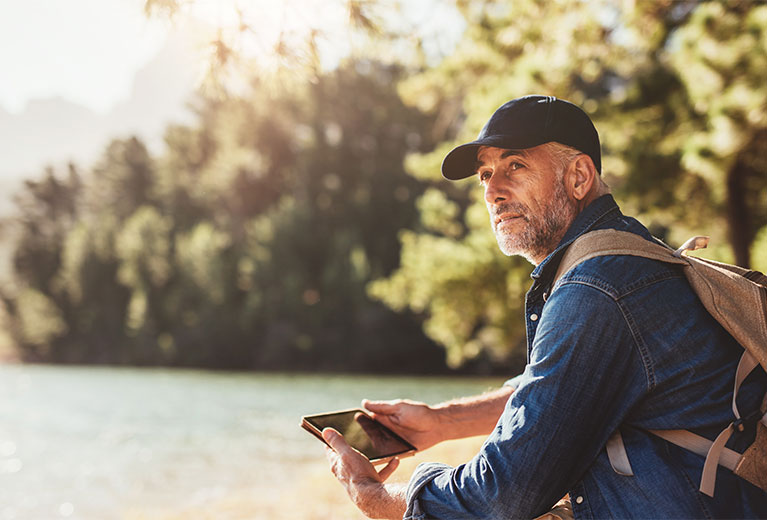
[479,171,492,183]
[510,162,524,171]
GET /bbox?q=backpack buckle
[673,236,709,258]
[734,409,763,433]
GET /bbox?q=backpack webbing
[552,229,767,497]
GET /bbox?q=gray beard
[493,181,577,264]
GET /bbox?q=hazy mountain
[0,31,200,217]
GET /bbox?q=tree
[372,0,767,368]
[2,59,448,372]
[664,2,767,267]
[231,61,446,372]
[4,165,83,361]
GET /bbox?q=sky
[0,0,371,115]
[0,0,204,191]
[0,0,219,274]
[0,0,463,197]
[0,0,463,113]
[0,0,171,114]
[0,0,462,276]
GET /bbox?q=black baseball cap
[441,95,601,180]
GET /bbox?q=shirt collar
[531,194,621,281]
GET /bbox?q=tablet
[301,408,417,463]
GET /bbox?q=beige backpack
[553,229,767,497]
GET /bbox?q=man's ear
[565,155,598,202]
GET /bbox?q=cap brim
[441,134,545,180]
[441,143,482,180]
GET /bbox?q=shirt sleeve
[502,373,525,389]
[404,282,651,519]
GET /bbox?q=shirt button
[530,313,539,321]
[575,496,584,504]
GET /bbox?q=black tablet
[301,408,417,463]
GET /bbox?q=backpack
[552,229,767,497]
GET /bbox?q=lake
[0,365,504,519]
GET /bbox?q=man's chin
[496,239,537,264]
[508,251,537,265]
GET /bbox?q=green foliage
[3,1,765,372]
[2,60,446,372]
[11,166,82,290]
[14,288,67,352]
[369,226,529,369]
[665,3,767,265]
[417,188,463,238]
[753,226,767,273]
[372,0,767,367]
[116,207,173,290]
[175,222,231,304]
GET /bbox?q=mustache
[493,202,530,220]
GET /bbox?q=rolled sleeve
[503,373,525,389]
[403,283,650,519]
[403,463,453,520]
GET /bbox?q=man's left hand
[323,428,407,519]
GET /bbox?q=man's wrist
[429,403,459,441]
[353,480,407,520]
[430,386,514,440]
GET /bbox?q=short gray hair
[541,142,583,177]
[542,141,610,193]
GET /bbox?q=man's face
[476,144,578,264]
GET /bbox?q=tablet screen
[303,410,415,460]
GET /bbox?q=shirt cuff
[403,462,453,520]
[503,373,525,389]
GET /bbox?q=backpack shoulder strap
[553,229,687,288]
[555,229,767,498]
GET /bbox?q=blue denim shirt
[404,195,767,519]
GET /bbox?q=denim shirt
[404,195,767,519]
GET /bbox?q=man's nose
[484,174,509,205]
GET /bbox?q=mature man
[323,95,767,518]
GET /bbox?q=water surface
[0,365,503,519]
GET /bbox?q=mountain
[0,30,200,217]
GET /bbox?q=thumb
[322,428,351,454]
[377,457,400,481]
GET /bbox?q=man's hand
[362,399,444,451]
[323,428,406,519]
[364,386,514,450]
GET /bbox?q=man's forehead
[475,146,529,166]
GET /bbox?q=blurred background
[0,0,766,518]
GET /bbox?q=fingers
[377,457,399,481]
[323,429,341,468]
[362,399,398,414]
[323,428,391,486]
[325,445,339,471]
[363,400,403,426]
[324,428,356,480]
[322,427,353,456]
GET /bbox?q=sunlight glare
[181,0,351,70]
[0,0,168,114]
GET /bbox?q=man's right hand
[363,386,515,452]
[362,399,445,451]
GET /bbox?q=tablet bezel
[301,408,417,463]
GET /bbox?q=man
[323,95,767,518]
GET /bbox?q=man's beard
[492,181,577,264]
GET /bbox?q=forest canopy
[1,0,765,373]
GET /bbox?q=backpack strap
[556,230,767,372]
[647,429,741,472]
[648,350,761,497]
[553,229,766,497]
[605,430,634,476]
[553,229,687,289]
